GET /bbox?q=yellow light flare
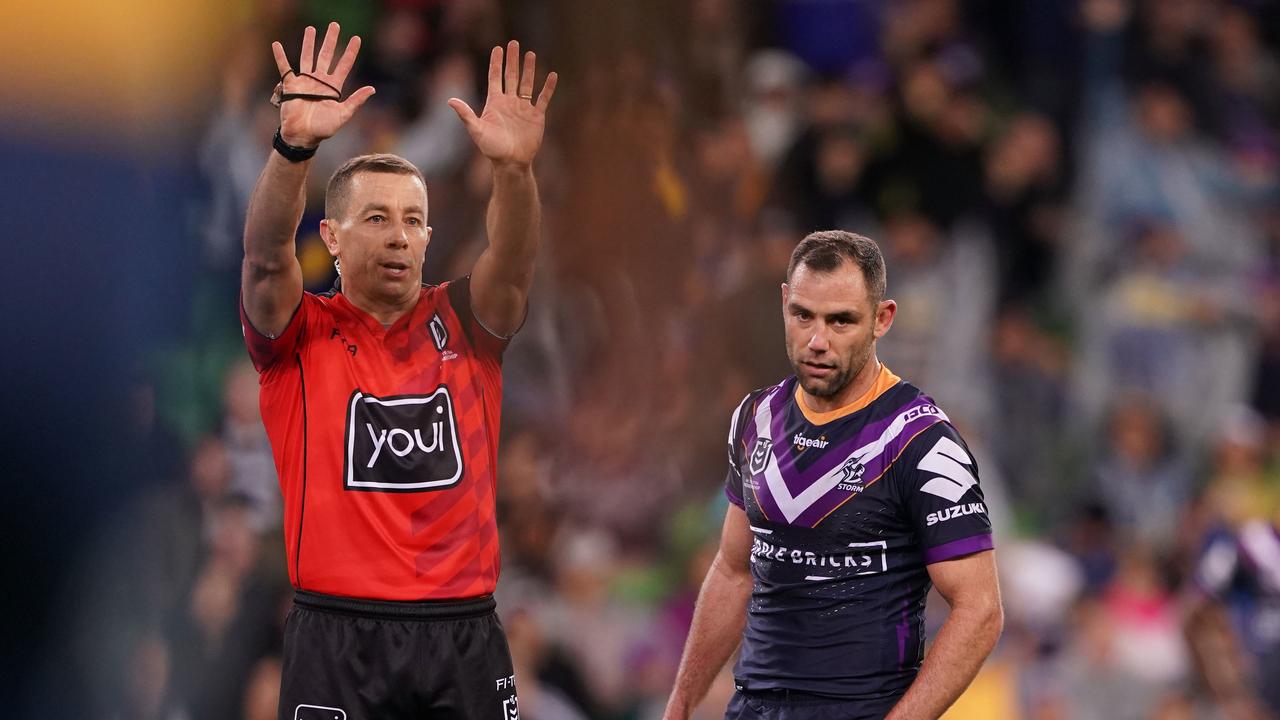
[0,0,237,149]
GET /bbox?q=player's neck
[343,284,420,327]
[800,357,883,415]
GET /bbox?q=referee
[240,22,556,720]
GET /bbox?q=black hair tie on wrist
[273,127,318,162]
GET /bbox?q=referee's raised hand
[271,22,375,149]
[448,40,558,169]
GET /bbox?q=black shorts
[279,591,517,720]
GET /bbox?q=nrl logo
[748,438,773,475]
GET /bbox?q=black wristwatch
[273,127,318,162]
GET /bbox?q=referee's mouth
[380,260,411,279]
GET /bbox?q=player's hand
[271,22,375,148]
[448,40,558,169]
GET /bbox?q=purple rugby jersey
[724,366,993,700]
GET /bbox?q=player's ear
[874,298,897,338]
[780,282,790,306]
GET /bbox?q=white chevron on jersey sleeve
[917,436,977,502]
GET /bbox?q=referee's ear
[320,218,340,258]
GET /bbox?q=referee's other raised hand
[270,22,375,148]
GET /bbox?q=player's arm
[885,550,1003,720]
[241,22,374,337]
[663,504,754,720]
[1183,535,1271,720]
[448,41,558,337]
[1185,595,1271,720]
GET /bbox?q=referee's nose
[387,223,409,249]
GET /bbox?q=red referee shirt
[241,278,507,600]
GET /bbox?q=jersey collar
[794,363,901,426]
[333,288,428,336]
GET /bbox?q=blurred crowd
[70,0,1280,718]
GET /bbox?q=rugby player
[1186,514,1280,718]
[239,22,556,719]
[664,231,1002,720]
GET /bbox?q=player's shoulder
[865,378,953,431]
[871,377,935,413]
[730,378,793,422]
[899,417,968,461]
[726,378,792,443]
[875,379,968,462]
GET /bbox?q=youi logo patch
[344,386,464,492]
[294,705,346,720]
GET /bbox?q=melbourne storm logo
[344,386,464,492]
[836,455,866,492]
[838,456,865,482]
[749,438,774,475]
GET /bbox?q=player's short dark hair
[325,154,426,219]
[786,230,887,304]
